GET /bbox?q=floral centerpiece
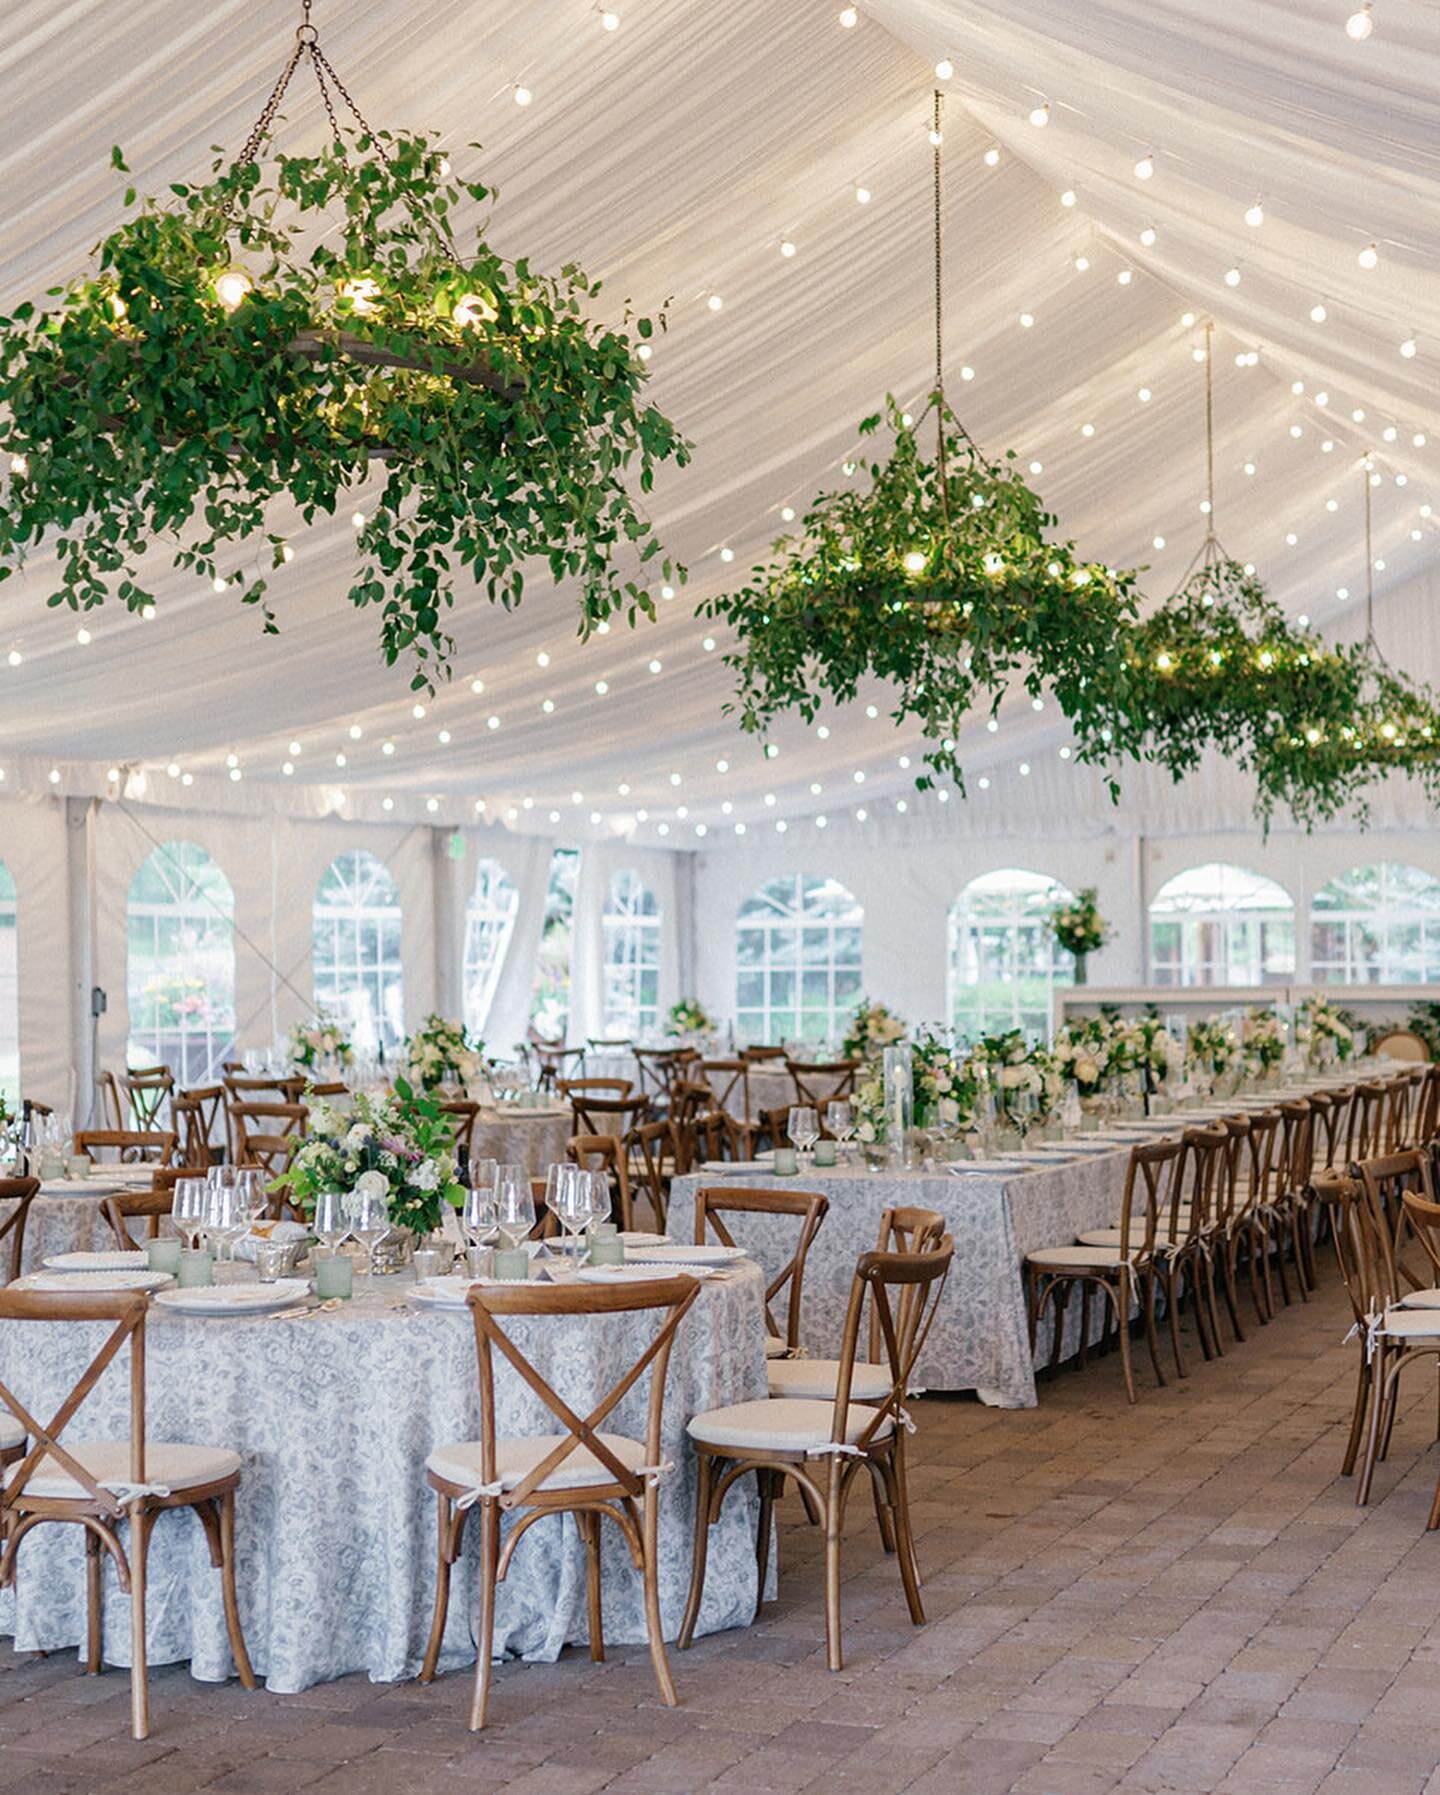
[290,1016,353,1071]
[404,1015,485,1092]
[967,1029,1049,1123]
[666,998,713,1037]
[853,1065,890,1149]
[1242,1008,1286,1078]
[1129,1015,1178,1088]
[910,1029,976,1129]
[1295,996,1356,1067]
[272,1081,465,1238]
[1050,1017,1118,1097]
[1187,1018,1239,1082]
[842,999,906,1062]
[1047,888,1110,983]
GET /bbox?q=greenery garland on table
[702,401,1440,827]
[0,108,687,684]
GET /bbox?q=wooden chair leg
[420,1491,457,1683]
[1163,1265,1188,1379]
[1271,1214,1294,1308]
[128,1505,153,1742]
[1112,1275,1136,1404]
[85,1528,104,1675]
[1220,1239,1246,1342]
[880,1453,924,1624]
[1141,1272,1167,1387]
[822,1460,844,1673]
[218,1491,256,1690]
[1357,1346,1391,1507]
[678,1452,716,1650]
[870,1466,898,1554]
[467,1502,501,1731]
[754,1468,777,1623]
[641,1486,679,1707]
[581,1511,605,1662]
[1341,1357,1371,1477]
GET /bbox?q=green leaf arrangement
[702,397,1440,826]
[0,119,689,685]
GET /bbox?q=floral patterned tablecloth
[471,1109,572,1178]
[0,1265,770,1692]
[4,1175,155,1275]
[670,1151,1133,1408]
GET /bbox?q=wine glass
[582,1169,612,1233]
[468,1157,498,1200]
[313,1188,351,1257]
[825,1100,854,1160]
[544,1162,576,1235]
[494,1168,535,1251]
[202,1179,243,1264]
[461,1182,498,1251]
[352,1185,390,1274]
[788,1105,819,1162]
[171,1176,206,1251]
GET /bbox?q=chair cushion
[1075,1227,1175,1250]
[767,1357,892,1402]
[1378,1308,1440,1340]
[3,1441,240,1500]
[763,1333,789,1359]
[687,1397,892,1454]
[1026,1243,1140,1269]
[428,1433,648,1494]
[0,1413,24,1452]
[1398,1288,1440,1309]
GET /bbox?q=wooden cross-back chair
[567,1132,634,1232]
[686,1108,742,1171]
[118,1069,174,1131]
[694,1184,829,1357]
[222,1075,304,1161]
[230,1102,308,1180]
[1345,1083,1387,1165]
[631,1047,683,1107]
[419,1274,701,1728]
[558,1076,634,1105]
[437,1100,479,1164]
[753,1106,793,1155]
[73,1129,176,1166]
[0,1287,254,1739]
[630,1118,679,1231]
[567,1092,650,1144]
[172,1086,224,1169]
[701,1059,754,1146]
[532,1044,583,1092]
[1311,1173,1377,1482]
[786,1059,860,1110]
[680,1236,954,1673]
[1383,1067,1428,1155]
[1031,1137,1186,1404]
[0,1177,39,1284]
[101,1189,176,1249]
[742,1044,786,1063]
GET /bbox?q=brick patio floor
[6,1276,1440,1795]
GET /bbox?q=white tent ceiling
[2,0,1439,841]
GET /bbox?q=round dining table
[4,1164,158,1276]
[0,1260,772,1693]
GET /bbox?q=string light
[779,239,797,258]
[1117,268,1133,285]
[1139,225,1157,246]
[513,84,533,106]
[1224,266,1242,287]
[1029,101,1050,128]
[1358,241,1379,269]
[1133,152,1155,180]
[1310,303,1328,322]
[854,183,871,204]
[600,7,620,27]
[1245,200,1265,228]
[1346,2,1373,38]
[1400,335,1418,358]
[838,5,858,25]
[213,267,253,310]
[1060,190,1077,207]
[934,57,954,79]
[76,627,91,645]
[706,293,724,312]
[982,147,1000,168]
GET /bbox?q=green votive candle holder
[812,1141,837,1167]
[492,1246,530,1281]
[177,1249,213,1289]
[147,1238,182,1277]
[314,1253,353,1301]
[772,1147,798,1176]
[588,1235,626,1267]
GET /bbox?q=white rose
[411,1159,439,1192]
[1075,1057,1098,1084]
[355,1169,389,1205]
[345,1123,371,1151]
[999,1065,1024,1089]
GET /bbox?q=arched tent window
[602,869,661,1039]
[126,841,236,1084]
[948,868,1073,1041]
[530,847,579,1042]
[313,850,404,1056]
[735,874,863,1046]
[1311,862,1440,984]
[1149,863,1295,987]
[0,861,17,1105]
[463,858,519,1037]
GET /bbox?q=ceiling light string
[1172,319,1230,591]
[1364,450,1376,648]
[932,88,950,525]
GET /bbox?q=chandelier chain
[1364,452,1375,644]
[236,1,379,169]
[932,89,949,525]
[1204,318,1216,544]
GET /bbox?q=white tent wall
[566,840,695,1046]
[0,793,74,1110]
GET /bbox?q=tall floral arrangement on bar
[842,999,906,1062]
[1047,889,1110,960]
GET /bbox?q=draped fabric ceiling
[2,0,1439,843]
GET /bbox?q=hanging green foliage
[702,399,1440,826]
[0,126,688,686]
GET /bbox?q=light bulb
[1074,254,1090,272]
[1139,225,1157,246]
[8,454,27,476]
[838,5,857,24]
[452,290,498,327]
[903,550,927,573]
[854,183,871,203]
[982,146,1000,167]
[1400,336,1417,358]
[336,276,381,315]
[779,239,797,257]
[437,156,451,177]
[707,293,723,312]
[76,627,91,645]
[1224,266,1242,286]
[279,541,294,563]
[1358,241,1379,268]
[1019,311,1035,328]
[636,343,652,361]
[1346,3,1373,38]
[1245,201,1265,228]
[6,650,21,668]
[1310,303,1328,322]
[1117,268,1133,285]
[1029,102,1050,128]
[928,128,943,146]
[1134,153,1154,180]
[780,505,796,521]
[1060,190,1076,207]
[351,510,366,529]
[1153,534,1166,549]
[601,7,620,27]
[213,267,253,310]
[719,545,734,561]
[514,84,533,105]
[1137,386,1152,402]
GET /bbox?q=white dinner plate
[628,1243,748,1266]
[43,1251,149,1272]
[24,1269,173,1293]
[618,1231,671,1247]
[1047,1139,1125,1155]
[577,1264,688,1284]
[699,1160,772,1173]
[408,1276,483,1309]
[947,1159,1028,1175]
[154,1279,311,1317]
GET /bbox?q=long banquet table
[0,1264,771,1692]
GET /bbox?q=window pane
[733,875,863,1044]
[949,869,1073,1039]
[126,841,236,1092]
[312,849,404,1055]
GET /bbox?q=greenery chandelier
[703,94,1440,826]
[0,0,688,683]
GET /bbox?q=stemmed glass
[204,1180,247,1265]
[825,1100,854,1161]
[171,1176,206,1251]
[788,1105,819,1163]
[544,1162,576,1243]
[494,1166,535,1251]
[549,1166,590,1265]
[352,1185,390,1275]
[313,1188,351,1257]
[581,1169,611,1236]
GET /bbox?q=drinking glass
[468,1157,498,1199]
[494,1168,535,1250]
[203,1180,245,1264]
[461,1182,498,1251]
[788,1105,820,1162]
[825,1100,854,1159]
[545,1164,583,1262]
[313,1187,351,1256]
[352,1185,390,1274]
[171,1176,207,1251]
[582,1169,612,1233]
